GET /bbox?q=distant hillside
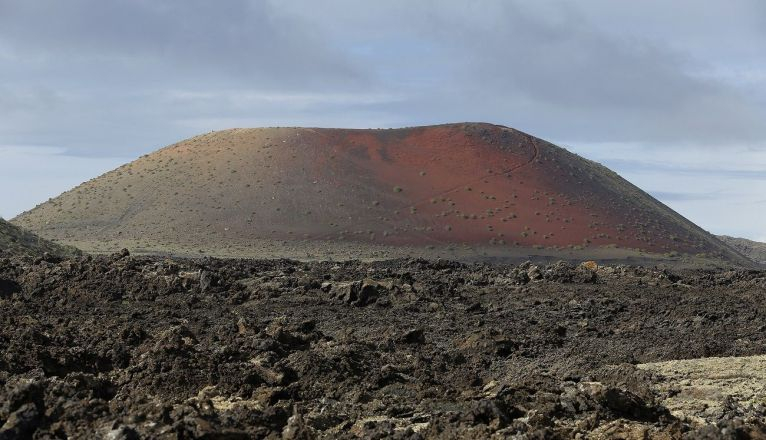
[13,123,752,265]
[0,217,80,257]
[716,236,766,266]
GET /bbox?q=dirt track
[1,251,766,438]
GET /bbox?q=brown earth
[12,123,750,266]
[2,252,765,438]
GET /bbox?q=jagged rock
[105,425,140,440]
[331,279,390,306]
[400,328,425,344]
[0,403,39,440]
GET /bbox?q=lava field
[1,250,765,438]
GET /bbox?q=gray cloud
[597,159,766,180]
[650,191,725,202]
[0,0,375,154]
[0,0,765,238]
[0,0,364,89]
[1,0,765,154]
[384,1,766,144]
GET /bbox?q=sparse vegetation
[7,124,750,266]
[0,218,80,257]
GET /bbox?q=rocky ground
[1,250,766,439]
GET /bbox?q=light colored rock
[638,354,766,425]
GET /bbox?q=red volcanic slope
[13,123,744,261]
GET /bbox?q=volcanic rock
[1,254,766,437]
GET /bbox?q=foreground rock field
[1,250,765,438]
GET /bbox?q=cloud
[1,0,764,155]
[270,0,766,145]
[564,141,766,240]
[0,0,375,155]
[425,2,765,144]
[0,146,130,219]
[0,0,364,89]
[650,191,725,202]
[598,159,766,180]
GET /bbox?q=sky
[1,0,765,241]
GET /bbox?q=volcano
[12,123,747,264]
